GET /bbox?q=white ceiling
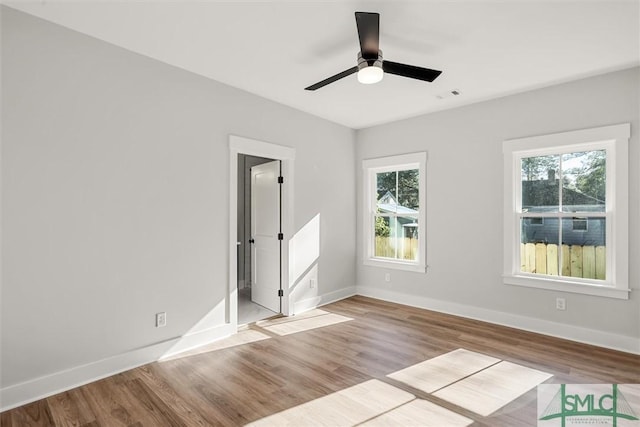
[4,1,639,129]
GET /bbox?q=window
[503,124,629,299]
[363,152,426,272]
[572,217,588,232]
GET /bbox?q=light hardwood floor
[2,296,639,426]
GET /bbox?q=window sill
[364,258,426,273]
[504,274,630,299]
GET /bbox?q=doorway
[229,135,295,329]
[237,154,280,325]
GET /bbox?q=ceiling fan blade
[383,60,442,82]
[355,12,380,59]
[304,66,359,91]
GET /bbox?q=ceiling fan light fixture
[357,65,383,84]
[357,50,383,85]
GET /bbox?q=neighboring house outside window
[363,152,427,272]
[503,124,630,299]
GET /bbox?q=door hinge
[277,176,284,184]
[278,233,284,240]
[278,289,284,297]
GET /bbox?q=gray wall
[1,6,356,390]
[356,67,640,346]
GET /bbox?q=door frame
[228,135,295,329]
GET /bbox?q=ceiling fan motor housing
[358,50,383,70]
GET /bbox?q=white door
[250,160,281,313]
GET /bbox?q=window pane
[376,172,397,213]
[398,169,419,211]
[374,215,419,261]
[521,155,560,212]
[560,217,606,280]
[520,217,559,275]
[399,216,419,261]
[374,216,394,258]
[561,150,606,213]
[521,217,559,245]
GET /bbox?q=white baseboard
[293,286,357,315]
[356,286,640,355]
[0,323,235,412]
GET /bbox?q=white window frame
[363,152,427,272]
[503,123,630,299]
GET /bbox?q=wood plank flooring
[2,295,639,426]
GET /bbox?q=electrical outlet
[384,273,391,282]
[310,278,316,289]
[156,312,167,327]
[556,298,566,311]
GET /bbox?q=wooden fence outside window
[375,237,418,261]
[520,242,605,280]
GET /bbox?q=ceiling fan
[305,12,442,91]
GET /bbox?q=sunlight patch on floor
[161,329,271,361]
[433,360,554,416]
[246,379,413,426]
[246,348,553,425]
[257,309,353,336]
[388,348,553,417]
[387,348,500,393]
[359,399,473,427]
